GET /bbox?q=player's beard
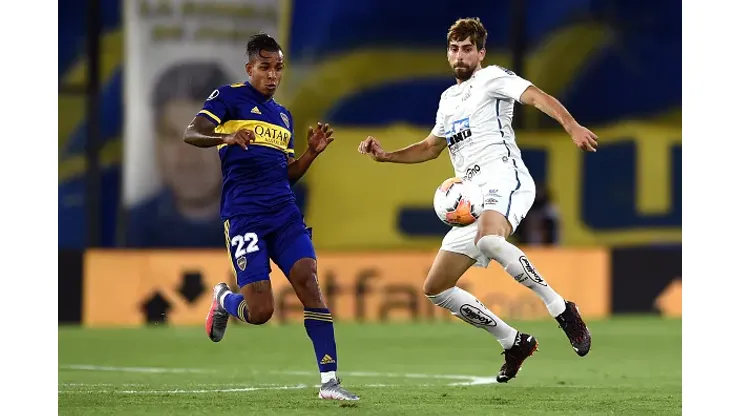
[453,64,475,81]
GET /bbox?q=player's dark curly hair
[447,17,488,50]
[246,32,283,62]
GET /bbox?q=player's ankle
[218,290,231,308]
[546,297,566,317]
[498,328,518,350]
[320,371,337,384]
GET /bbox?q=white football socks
[320,371,337,384]
[476,235,566,317]
[427,287,518,349]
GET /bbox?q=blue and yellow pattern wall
[58,0,680,249]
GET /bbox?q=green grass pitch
[59,316,681,415]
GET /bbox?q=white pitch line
[274,370,472,380]
[57,384,462,395]
[61,365,212,374]
[448,377,499,386]
[58,383,602,395]
[59,364,500,390]
[60,383,145,387]
[273,370,499,386]
[59,383,282,388]
[59,385,310,394]
[120,385,310,394]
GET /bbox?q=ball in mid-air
[433,177,484,227]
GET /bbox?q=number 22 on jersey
[231,233,259,258]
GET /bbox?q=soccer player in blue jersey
[183,33,359,401]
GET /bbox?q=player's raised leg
[272,216,359,401]
[423,249,538,383]
[207,279,275,340]
[205,282,231,342]
[474,208,591,356]
[206,218,274,341]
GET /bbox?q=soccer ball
[433,177,484,227]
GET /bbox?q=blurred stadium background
[58,0,681,414]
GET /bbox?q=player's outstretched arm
[520,86,599,152]
[183,116,254,149]
[358,134,447,164]
[287,122,334,184]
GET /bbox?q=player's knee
[248,303,274,325]
[294,273,320,298]
[424,286,455,307]
[290,259,325,307]
[422,276,455,298]
[475,235,508,263]
[476,235,533,282]
[290,260,318,289]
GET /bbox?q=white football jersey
[432,65,533,179]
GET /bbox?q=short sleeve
[197,87,229,125]
[431,99,446,138]
[483,66,533,103]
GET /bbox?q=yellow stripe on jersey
[198,110,222,124]
[215,120,292,154]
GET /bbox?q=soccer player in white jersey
[358,17,598,383]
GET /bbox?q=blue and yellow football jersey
[197,82,296,219]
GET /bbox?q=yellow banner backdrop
[83,248,610,327]
[303,120,681,250]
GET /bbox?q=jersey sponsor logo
[215,120,292,152]
[251,123,290,147]
[445,117,472,152]
[464,164,481,180]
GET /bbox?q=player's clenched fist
[224,129,256,150]
[358,136,389,162]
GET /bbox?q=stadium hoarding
[82,248,610,327]
[59,249,84,324]
[610,245,682,316]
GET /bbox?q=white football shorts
[440,155,536,267]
